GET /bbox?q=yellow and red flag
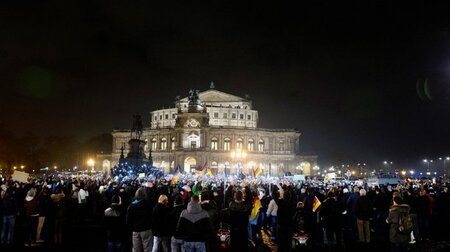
[312,196,321,212]
[250,196,262,225]
[207,167,214,177]
[171,171,180,185]
[253,167,263,177]
[195,162,207,176]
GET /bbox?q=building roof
[179,89,249,103]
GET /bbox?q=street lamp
[438,157,450,175]
[423,159,433,172]
[383,161,393,173]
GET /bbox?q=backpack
[397,211,413,235]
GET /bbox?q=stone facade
[106,88,317,176]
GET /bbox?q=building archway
[102,160,111,173]
[301,161,311,176]
[184,157,197,173]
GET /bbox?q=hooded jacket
[176,201,213,242]
[387,204,411,244]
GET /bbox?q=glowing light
[87,159,95,167]
[409,170,415,175]
[401,170,406,176]
[230,149,247,159]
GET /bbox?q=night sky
[1,1,449,167]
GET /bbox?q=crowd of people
[0,173,450,252]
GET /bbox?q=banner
[12,171,29,183]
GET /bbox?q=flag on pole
[207,167,214,177]
[253,167,263,177]
[312,196,321,212]
[195,162,207,176]
[324,174,329,183]
[171,171,180,185]
[250,196,262,225]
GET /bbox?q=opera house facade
[107,86,317,176]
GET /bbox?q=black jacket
[201,201,219,232]
[177,201,213,242]
[277,198,296,231]
[127,199,153,232]
[1,195,17,216]
[104,207,127,242]
[152,203,171,237]
[355,196,374,221]
[169,205,185,236]
[229,200,252,230]
[319,197,341,229]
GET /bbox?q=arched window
[144,139,148,151]
[224,138,231,151]
[211,137,218,151]
[279,140,285,151]
[171,137,176,150]
[258,139,264,152]
[151,138,157,150]
[161,138,167,150]
[248,139,254,152]
[211,161,218,168]
[236,138,243,150]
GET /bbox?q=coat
[355,196,373,221]
[152,203,171,237]
[177,201,213,242]
[387,204,411,244]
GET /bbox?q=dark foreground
[1,218,450,252]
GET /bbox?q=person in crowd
[229,189,252,251]
[417,188,432,241]
[104,194,127,252]
[1,188,17,245]
[266,190,279,242]
[319,190,342,248]
[152,194,171,252]
[386,197,411,252]
[36,182,50,243]
[24,187,40,246]
[127,187,154,252]
[303,187,318,238]
[70,181,79,223]
[177,195,214,252]
[78,183,89,223]
[373,186,390,241]
[355,188,373,243]
[169,195,185,252]
[276,190,296,252]
[50,186,66,246]
[200,190,219,251]
[259,188,271,231]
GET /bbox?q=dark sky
[1,1,449,167]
